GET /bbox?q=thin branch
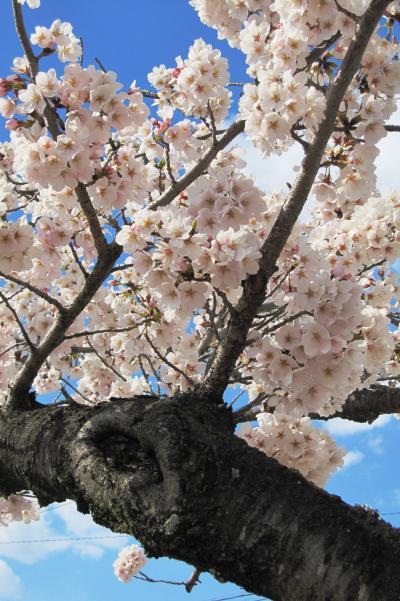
[76,183,109,255]
[60,377,92,405]
[0,270,64,313]
[148,120,245,210]
[202,0,392,398]
[207,100,218,145]
[0,341,25,359]
[8,242,122,409]
[68,242,89,280]
[233,395,268,424]
[12,0,61,139]
[164,144,176,184]
[64,323,140,340]
[12,0,38,78]
[138,355,153,392]
[137,88,159,99]
[0,291,35,353]
[144,334,196,388]
[185,568,202,593]
[264,310,311,334]
[334,0,360,21]
[384,124,400,132]
[290,127,310,150]
[85,338,126,382]
[94,57,107,73]
[298,31,342,73]
[135,571,187,587]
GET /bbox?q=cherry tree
[1,0,400,599]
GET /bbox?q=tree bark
[312,385,400,423]
[1,393,400,601]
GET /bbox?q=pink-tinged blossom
[301,322,331,358]
[0,494,40,526]
[113,545,147,583]
[18,84,46,114]
[239,413,345,488]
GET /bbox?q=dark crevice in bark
[0,393,399,601]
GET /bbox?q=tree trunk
[0,393,399,601]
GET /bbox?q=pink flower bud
[5,118,20,131]
[0,80,9,97]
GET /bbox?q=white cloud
[322,414,391,437]
[368,435,385,455]
[0,561,22,600]
[376,106,400,194]
[241,106,400,214]
[0,501,126,565]
[342,450,365,468]
[242,136,303,195]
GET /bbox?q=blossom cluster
[0,0,399,513]
[240,412,345,487]
[113,545,147,583]
[0,494,40,526]
[148,38,231,122]
[30,19,82,63]
[192,0,400,158]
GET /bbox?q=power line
[199,594,256,601]
[0,534,129,545]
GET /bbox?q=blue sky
[1,2,400,601]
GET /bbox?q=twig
[12,0,38,78]
[85,338,126,382]
[64,323,140,340]
[164,144,176,184]
[264,310,311,334]
[207,100,218,145]
[8,242,122,408]
[60,377,92,404]
[94,57,107,73]
[0,290,35,353]
[185,568,202,593]
[0,270,64,313]
[135,571,187,587]
[144,334,196,387]
[138,355,153,392]
[148,120,245,211]
[138,88,159,99]
[12,0,61,138]
[0,341,25,359]
[291,126,310,150]
[334,0,359,21]
[69,242,89,280]
[76,183,109,255]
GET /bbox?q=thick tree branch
[203,0,391,398]
[12,0,38,78]
[12,0,61,139]
[8,242,122,409]
[312,384,400,423]
[0,394,399,601]
[76,184,109,256]
[148,120,245,211]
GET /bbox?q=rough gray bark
[312,385,400,423]
[1,392,400,601]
